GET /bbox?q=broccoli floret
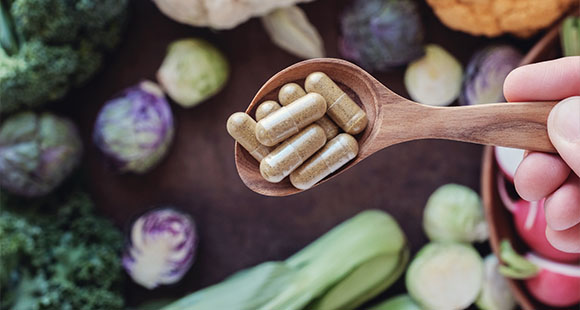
[0,0,129,114]
[0,189,125,310]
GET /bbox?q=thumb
[548,96,580,177]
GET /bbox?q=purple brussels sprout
[340,0,424,71]
[0,112,82,197]
[123,208,197,289]
[460,46,523,106]
[93,81,174,173]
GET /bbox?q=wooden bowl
[481,22,576,310]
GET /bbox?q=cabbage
[340,0,424,71]
[0,112,82,197]
[93,81,174,173]
[460,46,522,106]
[123,208,197,289]
[157,38,229,107]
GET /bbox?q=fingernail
[550,96,580,142]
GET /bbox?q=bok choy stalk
[161,210,409,310]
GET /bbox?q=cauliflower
[426,0,574,37]
[152,0,315,29]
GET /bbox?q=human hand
[503,56,580,253]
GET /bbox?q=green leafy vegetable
[561,16,580,57]
[0,0,129,113]
[161,210,409,310]
[369,294,423,310]
[0,189,125,310]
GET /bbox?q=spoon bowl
[235,58,557,196]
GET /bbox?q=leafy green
[0,0,128,113]
[161,210,409,310]
[0,189,125,310]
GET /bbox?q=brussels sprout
[157,38,229,107]
[370,294,423,310]
[460,46,522,106]
[0,112,82,197]
[406,243,483,310]
[561,16,580,57]
[476,254,516,310]
[93,81,174,173]
[404,45,463,106]
[123,207,197,289]
[340,0,424,71]
[422,184,488,243]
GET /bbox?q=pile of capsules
[227,72,368,190]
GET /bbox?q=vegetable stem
[0,0,18,55]
[498,240,539,279]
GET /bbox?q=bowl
[481,21,578,310]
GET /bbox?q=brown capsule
[278,83,307,106]
[278,83,340,140]
[255,93,326,146]
[226,112,271,162]
[260,124,326,183]
[290,133,358,190]
[256,100,282,121]
[305,72,368,135]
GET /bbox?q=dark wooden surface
[55,0,541,306]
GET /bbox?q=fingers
[546,224,580,253]
[514,152,570,201]
[547,96,580,177]
[504,56,580,102]
[544,175,580,231]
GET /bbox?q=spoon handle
[420,101,558,153]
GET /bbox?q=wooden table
[57,0,539,306]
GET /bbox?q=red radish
[498,175,580,263]
[495,146,525,182]
[525,253,580,307]
[500,240,580,307]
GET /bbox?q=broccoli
[0,189,125,310]
[0,0,129,114]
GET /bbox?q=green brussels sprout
[0,112,82,197]
[93,81,174,174]
[157,38,229,107]
[476,254,516,310]
[423,184,488,243]
[404,44,463,106]
[406,243,483,310]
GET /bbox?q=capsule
[305,72,368,135]
[255,93,326,146]
[278,83,307,106]
[226,112,271,162]
[279,83,340,140]
[260,124,326,183]
[290,133,359,190]
[255,100,281,121]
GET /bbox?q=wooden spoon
[235,58,557,196]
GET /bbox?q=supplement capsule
[226,112,271,162]
[255,100,281,121]
[290,133,359,190]
[260,124,326,183]
[278,83,307,106]
[279,83,340,140]
[305,72,368,135]
[255,93,326,146]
